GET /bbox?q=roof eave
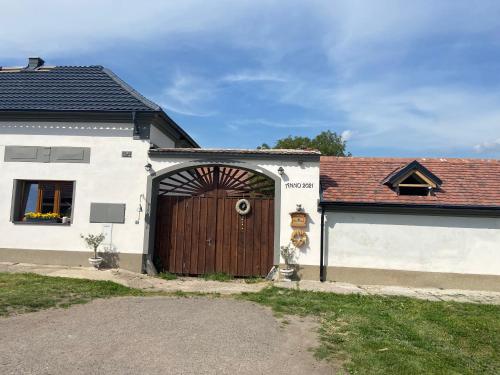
[156,110,200,148]
[149,148,321,161]
[318,201,500,217]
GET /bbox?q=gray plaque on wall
[89,203,126,224]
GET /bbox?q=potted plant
[280,243,297,281]
[24,212,60,223]
[81,233,106,269]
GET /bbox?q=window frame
[394,172,434,196]
[11,179,76,225]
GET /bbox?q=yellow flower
[24,212,60,220]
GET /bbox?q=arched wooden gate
[154,166,275,277]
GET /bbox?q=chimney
[26,57,45,70]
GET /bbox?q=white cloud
[221,72,288,83]
[341,130,353,141]
[330,84,500,154]
[0,0,313,59]
[226,118,332,130]
[474,138,500,153]
[317,0,500,78]
[158,73,217,117]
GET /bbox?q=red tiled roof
[320,157,500,207]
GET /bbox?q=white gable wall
[149,124,176,148]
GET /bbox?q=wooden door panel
[190,197,201,274]
[197,196,208,275]
[155,195,274,277]
[204,197,217,274]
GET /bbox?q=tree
[258,130,350,156]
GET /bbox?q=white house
[1,57,499,291]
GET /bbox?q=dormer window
[396,172,434,196]
[383,161,442,197]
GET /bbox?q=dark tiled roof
[150,148,320,160]
[321,157,500,207]
[0,66,160,112]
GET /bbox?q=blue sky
[2,1,500,157]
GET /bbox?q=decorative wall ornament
[290,211,307,227]
[290,229,307,247]
[235,199,251,215]
[290,204,308,228]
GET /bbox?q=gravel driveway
[0,297,334,374]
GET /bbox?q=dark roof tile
[0,66,159,112]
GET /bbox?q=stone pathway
[276,280,500,305]
[1,262,499,304]
[0,262,268,294]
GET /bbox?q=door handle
[206,239,212,246]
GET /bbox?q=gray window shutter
[90,203,126,223]
[4,146,50,162]
[10,180,21,222]
[50,147,90,163]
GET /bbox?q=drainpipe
[319,204,326,282]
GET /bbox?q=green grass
[244,276,266,284]
[0,272,144,316]
[2,272,498,374]
[202,272,234,282]
[240,287,500,375]
[158,271,178,281]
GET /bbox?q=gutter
[318,201,500,217]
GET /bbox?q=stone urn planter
[280,244,298,282]
[88,257,103,269]
[81,233,106,270]
[280,267,295,282]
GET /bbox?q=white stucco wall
[325,211,500,275]
[149,124,176,148]
[0,122,323,267]
[148,156,322,266]
[0,121,154,255]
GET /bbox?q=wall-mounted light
[278,166,285,176]
[144,163,152,172]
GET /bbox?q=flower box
[24,217,59,223]
[23,212,60,223]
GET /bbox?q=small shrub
[158,272,178,281]
[80,233,106,259]
[203,272,233,282]
[244,277,265,284]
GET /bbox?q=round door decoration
[290,229,307,247]
[235,199,251,215]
